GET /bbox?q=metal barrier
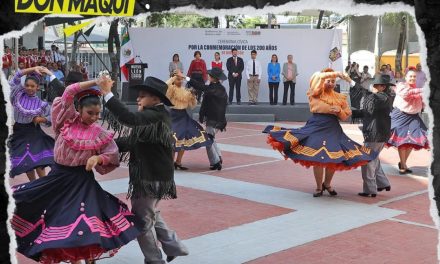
[68,52,113,78]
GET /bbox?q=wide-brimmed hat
[130,76,173,106]
[207,67,227,81]
[371,74,395,86]
[65,71,84,84]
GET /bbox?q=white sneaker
[159,247,168,263]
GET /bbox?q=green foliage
[382,12,414,25]
[288,16,313,24]
[235,16,266,29]
[147,13,214,28]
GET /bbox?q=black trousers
[283,81,296,105]
[268,82,279,105]
[228,76,242,103]
[190,73,204,102]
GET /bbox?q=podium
[121,63,148,103]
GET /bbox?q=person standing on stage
[281,54,298,105]
[166,70,212,170]
[267,54,280,105]
[211,52,223,70]
[169,53,184,77]
[187,50,207,104]
[8,66,55,181]
[179,67,228,171]
[101,75,188,264]
[246,50,262,105]
[387,69,429,174]
[349,74,395,197]
[263,68,376,197]
[226,48,244,104]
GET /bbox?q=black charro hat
[371,74,396,86]
[130,76,173,106]
[207,67,227,81]
[65,71,84,84]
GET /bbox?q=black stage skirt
[387,108,429,150]
[171,109,212,151]
[9,123,55,177]
[263,114,377,171]
[11,163,143,263]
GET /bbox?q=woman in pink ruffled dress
[11,76,142,264]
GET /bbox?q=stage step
[123,102,311,122]
[192,113,275,122]
[191,103,312,122]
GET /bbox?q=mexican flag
[120,26,135,81]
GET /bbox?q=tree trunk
[69,31,80,70]
[395,15,407,74]
[316,10,324,29]
[108,19,120,96]
[214,16,219,28]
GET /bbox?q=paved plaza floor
[9,122,438,264]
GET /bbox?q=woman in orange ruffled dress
[263,68,377,197]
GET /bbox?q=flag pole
[79,31,111,73]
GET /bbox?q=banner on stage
[125,28,343,103]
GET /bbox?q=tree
[287,16,312,24]
[383,12,412,73]
[108,19,120,95]
[146,13,214,28]
[395,15,407,74]
[316,10,324,29]
[69,28,81,70]
[225,15,237,28]
[235,16,265,29]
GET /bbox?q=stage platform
[191,103,311,122]
[122,102,312,122]
[120,102,429,123]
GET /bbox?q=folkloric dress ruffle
[11,83,143,263]
[165,76,212,151]
[387,82,429,150]
[263,71,377,171]
[8,70,55,177]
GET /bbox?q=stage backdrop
[125,28,343,103]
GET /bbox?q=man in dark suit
[226,48,244,104]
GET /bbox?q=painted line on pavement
[199,159,281,174]
[98,171,404,264]
[388,217,437,230]
[374,189,429,207]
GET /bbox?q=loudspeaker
[38,37,44,50]
[120,82,138,103]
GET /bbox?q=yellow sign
[15,0,135,16]
[63,20,94,37]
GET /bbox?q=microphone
[135,55,143,63]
